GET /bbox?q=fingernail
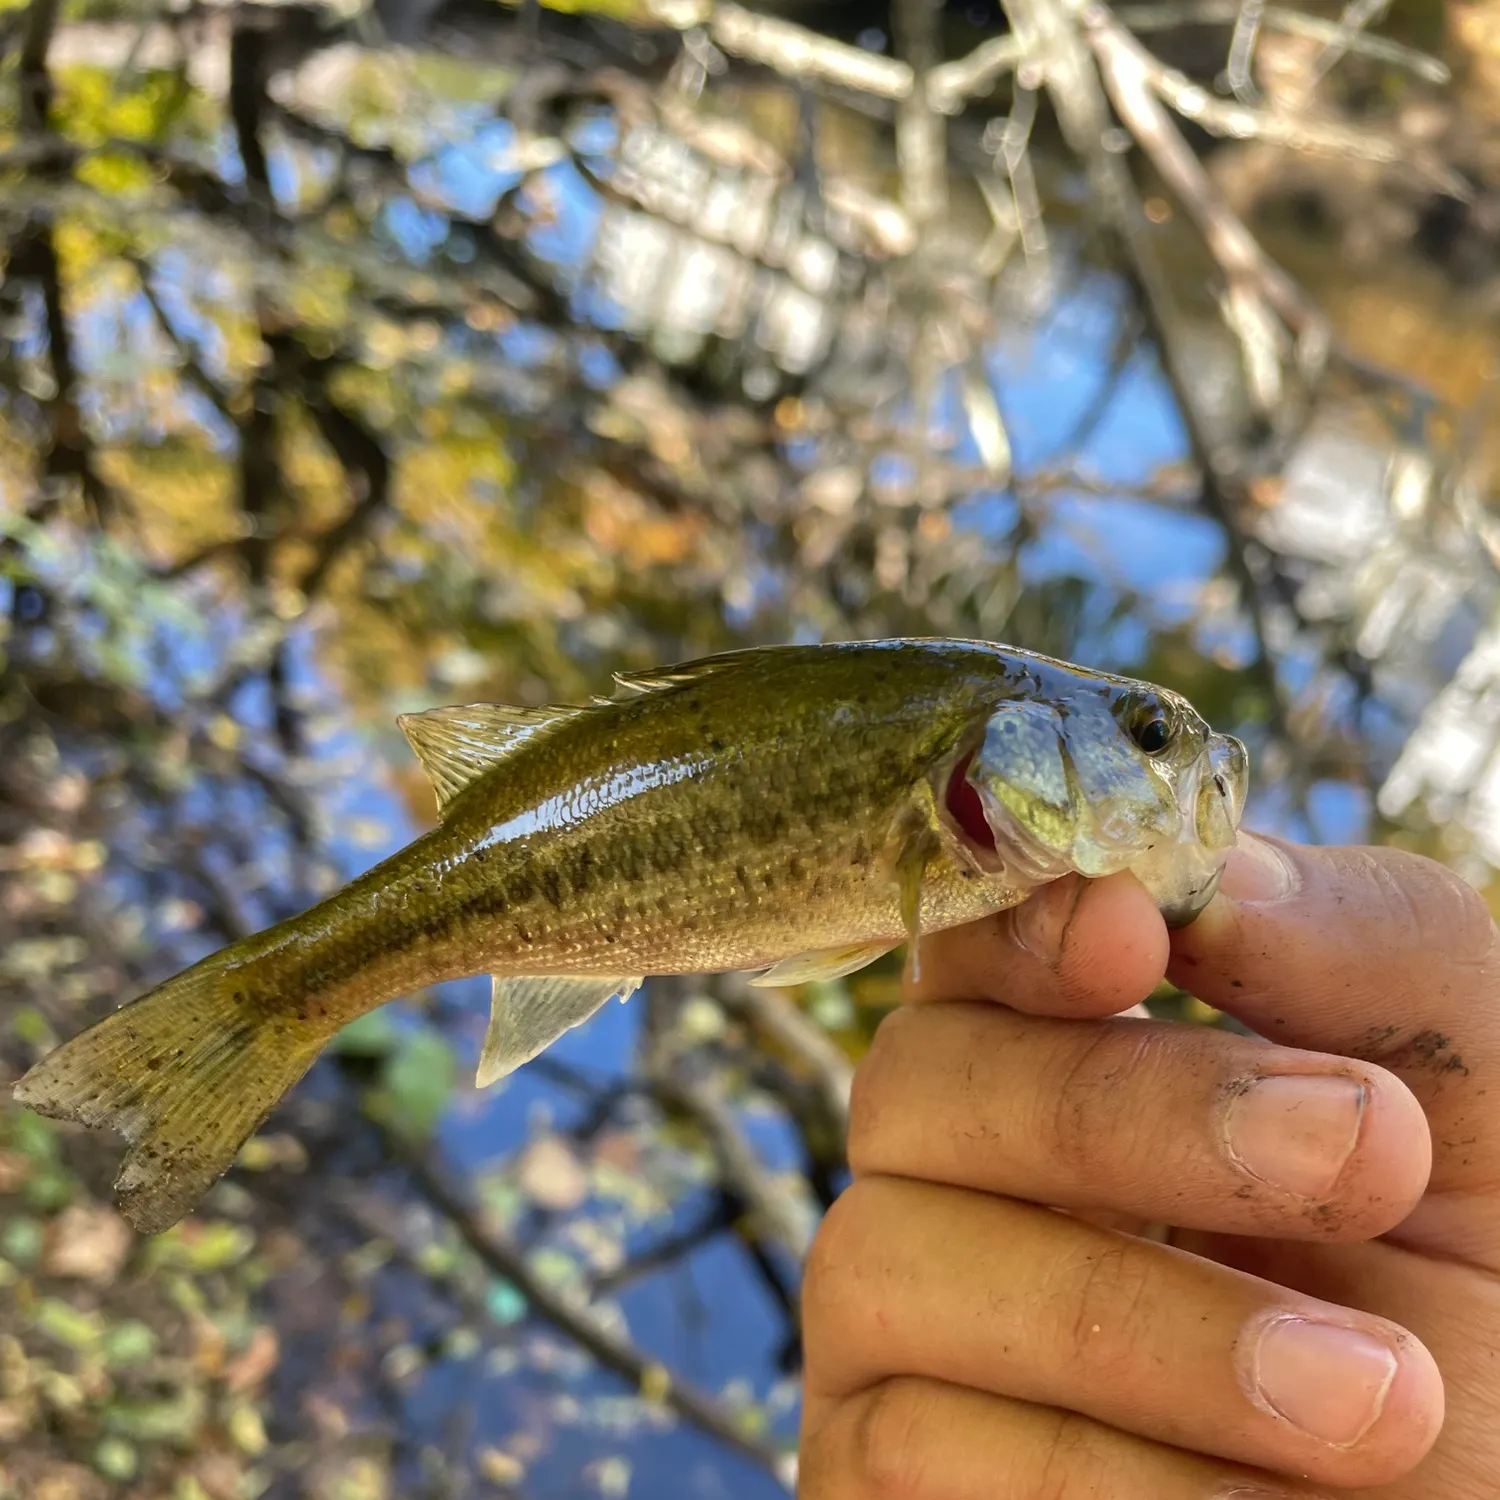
[1218,832,1298,904]
[1010,876,1085,964]
[1243,1314,1398,1446]
[1223,1075,1366,1199]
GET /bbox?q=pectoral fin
[898,845,928,982]
[477,975,642,1088]
[748,941,895,988]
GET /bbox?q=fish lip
[1158,863,1223,928]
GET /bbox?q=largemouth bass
[13,639,1247,1233]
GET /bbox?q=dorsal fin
[397,703,581,818]
[611,648,765,699]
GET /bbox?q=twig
[718,981,852,1138]
[929,35,1023,112]
[406,1152,792,1483]
[1114,1,1449,81]
[650,0,912,99]
[655,1069,813,1264]
[292,367,393,600]
[9,225,116,520]
[127,253,238,420]
[892,0,947,230]
[1079,2,1326,351]
[1084,6,1467,198]
[1302,0,1389,93]
[592,1195,736,1294]
[1224,0,1267,101]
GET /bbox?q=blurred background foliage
[0,0,1497,1493]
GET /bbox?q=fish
[11,638,1248,1234]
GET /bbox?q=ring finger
[802,1176,1443,1488]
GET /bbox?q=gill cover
[948,697,1179,886]
[944,693,1248,927]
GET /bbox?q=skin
[798,832,1500,1498]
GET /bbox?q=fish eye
[1133,718,1172,754]
[1126,703,1175,755]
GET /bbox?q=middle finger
[850,1002,1431,1240]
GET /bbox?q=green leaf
[367,1028,455,1142]
[333,1010,400,1058]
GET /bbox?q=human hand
[798,836,1500,1497]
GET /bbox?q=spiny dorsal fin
[611,648,765,699]
[397,703,581,818]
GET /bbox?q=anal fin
[748,942,895,989]
[477,975,642,1088]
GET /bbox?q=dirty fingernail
[1010,876,1085,963]
[1244,1315,1398,1446]
[1224,1075,1366,1200]
[1218,832,1299,904]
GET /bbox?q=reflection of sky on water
[19,95,1322,1497]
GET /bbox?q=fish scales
[12,638,1248,1233]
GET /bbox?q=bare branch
[1003,0,1299,740]
[18,0,60,131]
[718,980,853,1138]
[1115,1,1449,82]
[650,0,912,98]
[929,35,1023,112]
[402,1153,793,1484]
[892,0,947,229]
[1080,3,1326,352]
[1084,5,1467,198]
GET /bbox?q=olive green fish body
[13,640,1248,1234]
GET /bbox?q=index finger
[904,871,1170,1017]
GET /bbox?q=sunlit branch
[1083,3,1468,197]
[1114,0,1448,81]
[649,0,912,99]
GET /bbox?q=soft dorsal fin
[397,703,581,818]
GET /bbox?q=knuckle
[850,1379,935,1497]
[1042,1024,1163,1178]
[801,1180,883,1337]
[1055,1241,1159,1385]
[1350,848,1495,966]
[1027,1408,1104,1500]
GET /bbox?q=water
[1,5,1495,1497]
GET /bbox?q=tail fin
[12,959,330,1235]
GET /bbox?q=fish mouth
[1157,863,1224,929]
[933,722,1250,920]
[1128,732,1247,922]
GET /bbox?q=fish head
[939,676,1248,926]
